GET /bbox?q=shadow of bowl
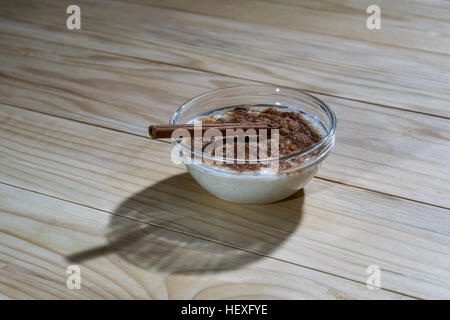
[68,173,304,274]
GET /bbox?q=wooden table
[0,0,449,300]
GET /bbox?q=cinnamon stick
[148,123,278,139]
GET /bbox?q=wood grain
[142,0,450,56]
[0,39,449,208]
[0,0,449,300]
[0,104,448,298]
[1,184,408,299]
[1,0,449,117]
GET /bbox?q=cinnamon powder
[197,106,324,172]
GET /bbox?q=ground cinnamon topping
[196,106,324,172]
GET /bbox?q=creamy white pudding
[176,105,331,203]
[171,86,336,204]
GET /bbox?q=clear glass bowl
[171,85,336,204]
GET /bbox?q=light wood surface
[0,40,449,208]
[0,0,449,299]
[144,0,450,56]
[2,184,409,299]
[1,105,449,299]
[1,0,449,117]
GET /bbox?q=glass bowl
[170,85,336,204]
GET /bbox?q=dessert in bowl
[170,85,336,204]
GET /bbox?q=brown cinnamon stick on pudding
[148,123,279,139]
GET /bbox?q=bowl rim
[170,85,336,166]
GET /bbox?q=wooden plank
[1,184,406,299]
[1,0,449,117]
[0,35,251,135]
[0,105,448,298]
[143,0,450,55]
[0,40,449,208]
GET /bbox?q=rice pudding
[171,86,336,204]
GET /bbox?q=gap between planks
[6,31,447,122]
[73,48,450,122]
[2,0,449,118]
[3,102,449,298]
[1,23,449,121]
[143,1,450,58]
[4,101,449,212]
[0,180,421,300]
